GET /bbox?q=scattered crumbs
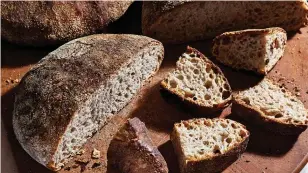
[5,79,10,84]
[72,164,79,168]
[75,158,89,164]
[296,92,301,96]
[245,160,250,163]
[76,149,85,155]
[91,162,101,168]
[14,79,20,83]
[92,148,100,159]
[294,87,300,92]
[64,167,71,171]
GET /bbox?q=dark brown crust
[1,1,132,46]
[12,34,164,171]
[160,46,232,116]
[212,27,287,75]
[232,98,307,136]
[108,117,168,173]
[170,118,250,173]
[142,1,308,43]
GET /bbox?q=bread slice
[233,78,308,135]
[161,47,232,114]
[142,1,308,43]
[12,34,164,171]
[171,118,249,173]
[108,117,168,173]
[212,27,287,75]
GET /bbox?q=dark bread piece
[161,47,232,115]
[142,1,308,43]
[1,1,132,46]
[232,78,308,135]
[171,118,250,173]
[12,34,164,171]
[108,117,168,173]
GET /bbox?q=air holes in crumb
[185,91,195,98]
[221,123,227,128]
[206,66,211,73]
[265,59,269,65]
[189,134,193,137]
[71,139,76,143]
[231,123,237,129]
[203,141,209,145]
[204,121,212,126]
[204,81,212,89]
[274,113,283,118]
[226,138,232,143]
[209,74,214,79]
[222,91,231,99]
[198,150,204,154]
[242,98,250,105]
[239,130,246,138]
[213,136,217,141]
[169,80,178,88]
[177,75,184,80]
[215,78,219,84]
[193,97,197,101]
[71,127,76,132]
[131,72,135,76]
[124,93,129,98]
[219,88,223,92]
[204,94,211,100]
[213,145,221,154]
[193,69,199,74]
[191,59,198,63]
[223,83,230,90]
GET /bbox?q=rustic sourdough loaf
[171,118,249,173]
[142,1,308,43]
[108,117,168,173]
[12,34,164,171]
[212,27,287,75]
[1,1,132,46]
[233,78,308,135]
[161,47,232,114]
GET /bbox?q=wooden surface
[1,3,308,173]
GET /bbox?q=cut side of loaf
[161,47,232,114]
[212,27,287,74]
[12,34,164,171]
[142,1,308,43]
[108,117,168,173]
[171,118,249,173]
[233,78,308,135]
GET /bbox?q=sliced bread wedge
[161,47,232,114]
[12,34,164,171]
[142,1,308,43]
[212,27,287,75]
[233,78,308,135]
[108,117,168,173]
[171,118,250,173]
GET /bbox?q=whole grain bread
[12,34,164,171]
[108,117,168,173]
[1,1,132,46]
[212,27,287,75]
[142,1,308,43]
[171,118,250,173]
[161,47,232,115]
[232,78,308,135]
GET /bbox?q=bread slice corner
[212,27,287,75]
[161,46,232,115]
[171,118,249,173]
[232,78,308,135]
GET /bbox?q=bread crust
[232,97,307,136]
[142,1,308,43]
[212,27,287,75]
[161,47,232,116]
[1,1,132,46]
[108,117,168,173]
[171,118,250,173]
[12,34,164,171]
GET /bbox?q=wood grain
[2,25,308,173]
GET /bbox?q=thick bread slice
[233,78,308,135]
[171,118,249,173]
[12,34,164,171]
[142,1,308,43]
[212,27,287,75]
[1,1,132,46]
[108,117,168,173]
[161,47,232,114]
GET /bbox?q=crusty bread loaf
[212,27,287,75]
[142,1,308,43]
[108,117,168,173]
[171,118,250,173]
[161,47,232,114]
[12,34,164,171]
[1,1,132,46]
[233,78,308,135]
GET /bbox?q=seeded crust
[142,1,308,43]
[171,118,250,173]
[212,27,287,75]
[161,47,232,115]
[1,1,132,46]
[232,78,308,135]
[108,117,168,173]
